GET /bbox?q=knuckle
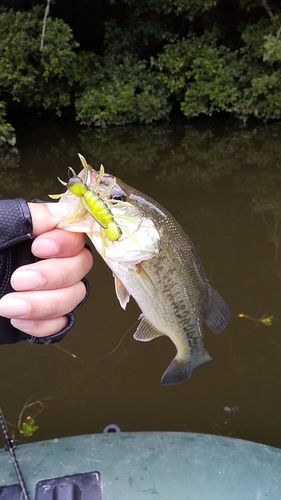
[50,261,70,288]
[33,317,68,337]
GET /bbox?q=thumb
[28,202,70,236]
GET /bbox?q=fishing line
[93,321,139,363]
[53,343,77,358]
[0,410,30,500]
[52,321,139,364]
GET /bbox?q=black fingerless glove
[0,198,89,345]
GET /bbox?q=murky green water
[1,119,281,448]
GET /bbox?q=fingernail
[0,297,30,317]
[11,270,44,290]
[32,239,59,257]
[11,319,34,331]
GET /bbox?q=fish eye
[109,189,127,202]
[111,194,127,202]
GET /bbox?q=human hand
[0,202,93,337]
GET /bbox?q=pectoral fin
[114,275,130,310]
[134,263,158,301]
[134,315,164,341]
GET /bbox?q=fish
[49,158,230,385]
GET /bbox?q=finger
[31,229,87,259]
[11,247,93,291]
[10,316,69,337]
[0,282,87,320]
[28,202,70,236]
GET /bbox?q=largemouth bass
[50,159,230,384]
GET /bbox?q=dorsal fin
[204,284,230,334]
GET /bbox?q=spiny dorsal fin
[133,315,164,342]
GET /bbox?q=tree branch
[40,0,51,51]
[261,0,276,22]
[261,0,281,39]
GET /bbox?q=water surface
[1,119,281,448]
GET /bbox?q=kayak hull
[0,432,281,499]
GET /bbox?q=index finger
[11,247,93,291]
[32,229,88,258]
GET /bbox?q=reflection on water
[1,119,281,448]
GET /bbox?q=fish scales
[53,161,230,385]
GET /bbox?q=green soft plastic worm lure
[50,154,122,241]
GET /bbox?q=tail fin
[161,350,212,385]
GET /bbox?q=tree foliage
[0,6,78,110]
[75,54,171,127]
[0,0,281,143]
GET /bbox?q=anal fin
[134,315,164,342]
